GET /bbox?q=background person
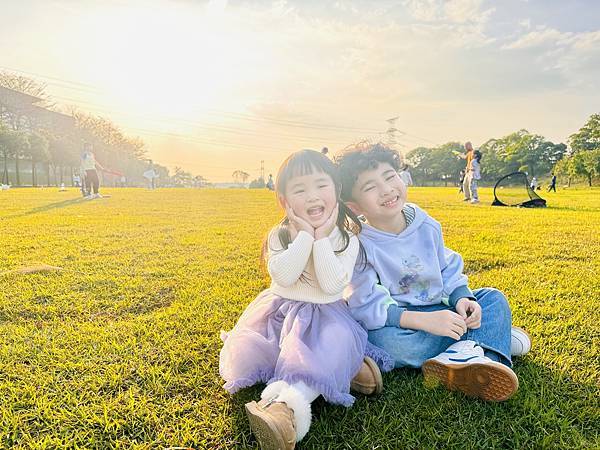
[459,142,474,201]
[470,150,482,204]
[80,143,104,199]
[399,164,413,188]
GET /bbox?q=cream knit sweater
[267,226,359,304]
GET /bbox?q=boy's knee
[368,327,432,368]
[476,287,511,317]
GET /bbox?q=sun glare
[80,3,273,121]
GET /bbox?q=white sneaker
[422,340,518,401]
[511,326,532,357]
[84,194,93,200]
[470,199,480,204]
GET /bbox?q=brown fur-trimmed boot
[350,356,383,395]
[245,398,296,450]
[245,383,313,450]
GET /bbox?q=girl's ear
[345,200,363,217]
[277,194,287,209]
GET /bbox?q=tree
[232,170,250,185]
[0,71,53,107]
[0,124,11,184]
[554,149,600,187]
[172,166,192,186]
[568,113,600,154]
[405,143,463,186]
[27,131,49,186]
[0,127,28,185]
[249,177,266,189]
[482,130,566,178]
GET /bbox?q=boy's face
[347,162,407,225]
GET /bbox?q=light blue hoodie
[346,203,474,330]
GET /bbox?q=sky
[2,0,600,182]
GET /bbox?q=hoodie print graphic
[397,255,434,302]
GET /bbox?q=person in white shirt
[219,149,391,450]
[530,177,538,191]
[469,150,482,204]
[80,143,104,199]
[398,164,413,188]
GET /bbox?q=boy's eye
[386,175,396,181]
[294,190,304,194]
[364,186,374,192]
[319,184,328,189]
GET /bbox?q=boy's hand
[455,298,482,329]
[314,204,338,240]
[416,310,467,340]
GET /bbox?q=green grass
[0,187,598,449]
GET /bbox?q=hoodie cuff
[385,304,406,327]
[448,285,475,308]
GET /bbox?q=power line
[0,65,101,91]
[3,66,444,148]
[51,94,368,147]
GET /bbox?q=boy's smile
[347,162,408,233]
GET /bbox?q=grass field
[0,187,598,449]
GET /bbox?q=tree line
[0,72,173,187]
[405,114,599,187]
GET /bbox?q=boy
[336,144,529,402]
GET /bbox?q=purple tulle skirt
[219,290,393,407]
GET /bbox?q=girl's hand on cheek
[286,206,314,237]
[315,204,338,240]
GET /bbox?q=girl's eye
[364,186,374,192]
[386,175,395,181]
[294,190,304,194]
[319,185,328,189]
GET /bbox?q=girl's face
[282,169,337,228]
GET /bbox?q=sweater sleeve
[267,229,314,287]
[435,224,474,307]
[312,233,360,295]
[346,261,398,330]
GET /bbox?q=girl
[219,149,391,450]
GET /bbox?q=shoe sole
[245,401,291,450]
[350,356,384,395]
[422,359,518,402]
[512,326,532,357]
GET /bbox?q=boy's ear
[345,200,363,217]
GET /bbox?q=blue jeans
[368,288,512,368]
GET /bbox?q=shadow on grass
[219,359,599,449]
[6,196,87,218]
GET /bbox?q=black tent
[492,172,547,208]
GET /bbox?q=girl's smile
[283,169,337,229]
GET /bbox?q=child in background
[336,143,530,402]
[220,149,390,450]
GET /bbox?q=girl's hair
[262,149,363,264]
[474,150,482,163]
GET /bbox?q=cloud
[400,0,496,48]
[444,0,495,24]
[403,0,495,25]
[502,26,600,90]
[519,18,531,29]
[502,26,573,50]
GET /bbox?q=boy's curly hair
[334,142,402,201]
